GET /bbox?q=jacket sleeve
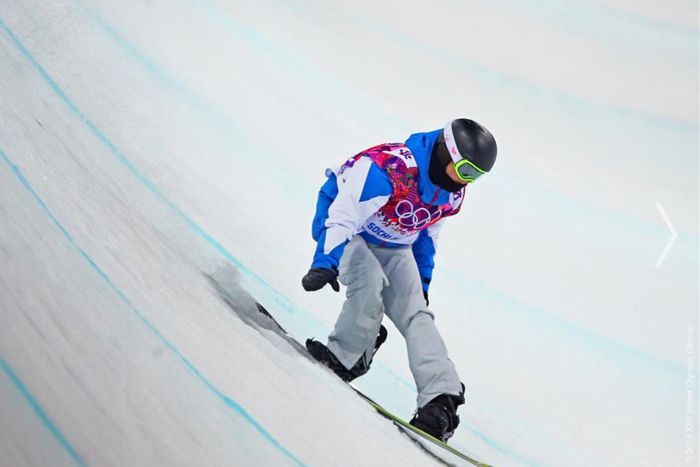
[310,157,392,270]
[412,220,444,292]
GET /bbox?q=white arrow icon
[655,202,677,268]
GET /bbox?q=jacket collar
[405,129,452,205]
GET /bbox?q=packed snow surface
[0,1,698,466]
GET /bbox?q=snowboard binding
[409,385,465,442]
[306,325,388,382]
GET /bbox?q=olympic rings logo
[395,200,440,230]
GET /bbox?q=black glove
[423,289,429,306]
[302,268,340,292]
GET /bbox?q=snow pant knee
[391,307,435,336]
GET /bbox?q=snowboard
[252,302,492,467]
[204,270,491,466]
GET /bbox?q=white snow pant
[327,236,463,408]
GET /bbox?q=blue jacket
[310,130,462,292]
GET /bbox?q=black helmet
[429,118,497,191]
[444,118,497,173]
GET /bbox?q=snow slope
[0,1,698,465]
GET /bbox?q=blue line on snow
[0,355,86,467]
[70,0,329,193]
[489,0,699,39]
[270,0,696,131]
[444,265,686,374]
[0,144,305,467]
[185,0,406,132]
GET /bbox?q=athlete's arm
[412,220,444,293]
[309,157,392,271]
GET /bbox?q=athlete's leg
[326,236,388,370]
[371,245,463,408]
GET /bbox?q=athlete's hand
[423,290,429,306]
[302,268,340,292]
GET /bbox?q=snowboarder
[301,118,497,442]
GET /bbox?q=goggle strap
[443,121,464,165]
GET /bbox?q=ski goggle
[452,158,486,182]
[444,122,488,182]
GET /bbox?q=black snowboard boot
[409,387,465,442]
[306,325,387,382]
